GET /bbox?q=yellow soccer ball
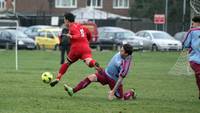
[41,72,53,83]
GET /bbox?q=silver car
[136,30,182,51]
[174,31,187,42]
[125,30,153,50]
[97,27,143,51]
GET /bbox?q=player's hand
[66,34,72,38]
[108,90,115,100]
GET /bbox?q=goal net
[190,0,200,16]
[169,0,200,76]
[168,51,194,76]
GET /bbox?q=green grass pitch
[0,50,199,113]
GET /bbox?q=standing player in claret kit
[182,15,200,100]
[64,44,136,101]
[50,12,102,87]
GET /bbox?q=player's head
[191,15,200,28]
[123,44,133,55]
[120,44,133,58]
[64,12,75,22]
[64,12,75,26]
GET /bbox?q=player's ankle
[95,62,100,67]
[56,78,60,81]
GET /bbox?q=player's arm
[108,76,123,100]
[108,58,132,100]
[182,31,192,48]
[58,33,62,45]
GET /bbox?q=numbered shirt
[182,27,200,64]
[69,23,90,48]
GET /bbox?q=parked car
[24,25,52,40]
[136,30,182,51]
[35,28,61,50]
[0,30,14,49]
[81,21,99,48]
[124,30,153,50]
[97,27,143,51]
[17,26,28,32]
[174,31,187,41]
[0,29,36,49]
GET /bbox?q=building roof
[71,7,131,21]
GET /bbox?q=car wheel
[152,44,158,51]
[116,45,121,51]
[97,44,103,51]
[36,44,41,50]
[54,44,59,51]
[5,43,11,49]
[8,44,15,50]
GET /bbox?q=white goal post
[0,19,19,70]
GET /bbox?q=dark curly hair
[64,12,75,22]
[192,15,200,23]
[123,44,133,55]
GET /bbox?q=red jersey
[69,23,90,48]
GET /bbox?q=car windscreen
[15,31,28,37]
[8,30,27,38]
[99,32,115,39]
[52,31,59,37]
[152,32,174,39]
[116,31,135,39]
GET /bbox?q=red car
[81,21,98,48]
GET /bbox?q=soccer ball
[41,72,53,83]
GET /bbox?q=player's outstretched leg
[85,58,103,73]
[50,62,70,87]
[50,79,59,87]
[94,62,103,73]
[64,75,96,96]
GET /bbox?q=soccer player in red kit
[50,12,102,87]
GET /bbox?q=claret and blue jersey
[105,52,132,81]
[182,27,200,64]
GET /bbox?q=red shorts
[95,71,123,98]
[67,46,92,62]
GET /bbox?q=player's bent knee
[65,58,73,65]
[89,60,96,67]
[84,58,94,67]
[87,74,97,82]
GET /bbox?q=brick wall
[15,0,132,17]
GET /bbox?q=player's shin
[57,63,69,80]
[73,77,91,93]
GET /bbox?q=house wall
[102,0,134,16]
[15,0,132,16]
[16,0,50,15]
